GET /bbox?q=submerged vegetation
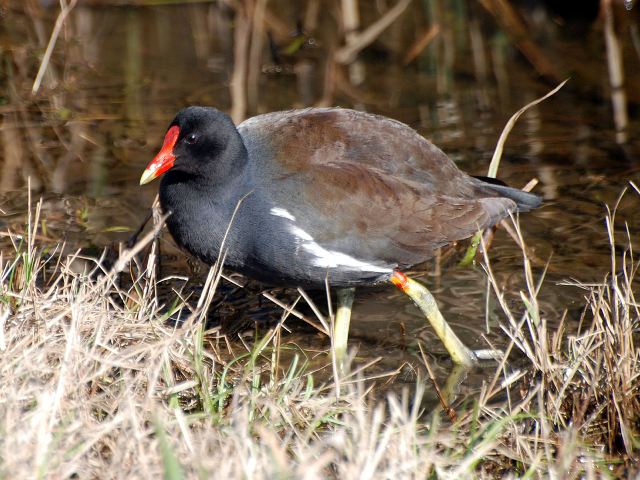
[0,187,638,478]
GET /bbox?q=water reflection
[1,0,639,389]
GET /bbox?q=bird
[140,106,541,369]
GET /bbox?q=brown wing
[239,108,515,266]
[239,108,479,194]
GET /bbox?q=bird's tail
[472,176,542,212]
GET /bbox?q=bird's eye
[185,133,198,145]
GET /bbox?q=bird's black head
[140,106,247,186]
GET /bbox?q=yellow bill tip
[139,169,156,186]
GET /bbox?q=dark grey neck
[159,145,254,268]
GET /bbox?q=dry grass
[0,190,638,479]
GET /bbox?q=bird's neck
[159,174,253,267]
[158,133,255,267]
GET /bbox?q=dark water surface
[2,1,639,399]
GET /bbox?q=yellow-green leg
[391,271,478,367]
[333,287,355,373]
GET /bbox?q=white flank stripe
[290,225,392,273]
[270,207,296,221]
[290,226,314,241]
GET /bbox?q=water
[1,1,639,397]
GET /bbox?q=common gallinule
[140,106,541,367]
